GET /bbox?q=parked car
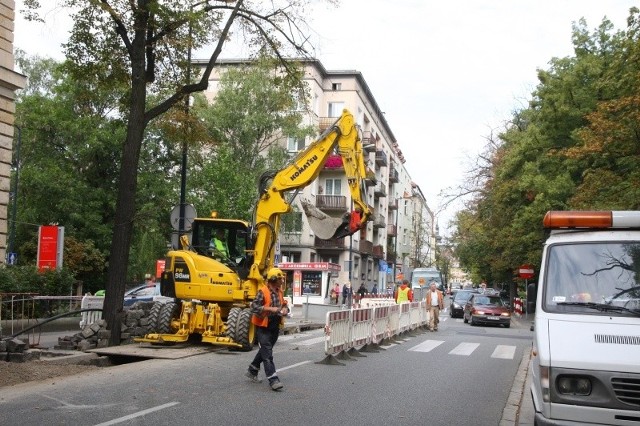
[123,283,166,307]
[450,289,476,318]
[463,294,511,327]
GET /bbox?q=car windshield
[454,292,473,302]
[544,241,640,315]
[473,296,503,306]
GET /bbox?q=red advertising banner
[37,225,59,272]
[156,259,166,278]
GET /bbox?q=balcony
[364,168,376,187]
[318,116,336,132]
[324,154,343,170]
[374,183,387,198]
[362,131,377,153]
[386,251,396,264]
[389,167,399,183]
[315,195,347,212]
[314,236,346,249]
[387,224,397,237]
[373,214,386,229]
[359,239,373,255]
[375,150,388,167]
[372,244,384,259]
[388,199,397,210]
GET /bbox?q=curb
[500,346,532,425]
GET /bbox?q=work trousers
[429,306,440,331]
[250,325,280,382]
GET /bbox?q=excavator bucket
[301,200,360,240]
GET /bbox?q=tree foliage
[20,0,324,344]
[452,8,640,287]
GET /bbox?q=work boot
[246,366,261,383]
[270,379,284,391]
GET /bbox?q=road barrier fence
[319,301,430,364]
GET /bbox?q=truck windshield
[544,242,640,315]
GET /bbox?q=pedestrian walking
[427,281,444,331]
[330,282,340,304]
[357,282,367,298]
[245,267,290,391]
[342,282,353,305]
[371,283,378,295]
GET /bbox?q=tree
[23,0,325,345]
[188,57,314,221]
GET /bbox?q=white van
[530,211,640,425]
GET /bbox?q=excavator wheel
[157,302,179,334]
[233,308,256,352]
[146,301,164,333]
[225,307,242,341]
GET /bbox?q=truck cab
[531,211,640,425]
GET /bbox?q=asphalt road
[0,306,534,426]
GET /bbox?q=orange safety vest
[251,285,287,328]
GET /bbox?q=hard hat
[266,267,285,282]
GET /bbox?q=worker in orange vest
[245,267,289,391]
[394,279,413,303]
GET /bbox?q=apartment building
[201,58,434,302]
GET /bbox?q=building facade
[0,1,26,265]
[201,58,436,300]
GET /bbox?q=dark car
[450,289,476,318]
[123,283,163,307]
[463,294,511,327]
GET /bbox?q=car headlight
[557,375,592,396]
[501,312,510,317]
[475,310,484,315]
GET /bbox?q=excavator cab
[189,218,252,279]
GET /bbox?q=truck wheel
[157,302,179,334]
[225,307,242,341]
[234,308,256,352]
[147,301,164,333]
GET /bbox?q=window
[287,137,305,152]
[328,102,344,117]
[332,83,342,91]
[282,251,301,262]
[283,212,303,234]
[325,178,342,195]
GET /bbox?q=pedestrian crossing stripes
[278,329,519,360]
[408,340,518,359]
[449,342,479,356]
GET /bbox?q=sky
[13,0,640,235]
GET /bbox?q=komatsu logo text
[290,155,318,181]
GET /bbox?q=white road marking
[449,342,480,356]
[408,340,444,352]
[491,345,516,359]
[93,402,180,426]
[278,360,313,372]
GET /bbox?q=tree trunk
[103,20,149,346]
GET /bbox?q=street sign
[518,264,535,279]
[6,252,17,265]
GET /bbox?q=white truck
[530,211,640,425]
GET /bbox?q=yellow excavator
[136,109,372,350]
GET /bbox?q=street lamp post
[392,204,399,285]
[178,6,195,239]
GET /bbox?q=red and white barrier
[513,298,523,316]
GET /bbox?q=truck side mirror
[526,282,537,314]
